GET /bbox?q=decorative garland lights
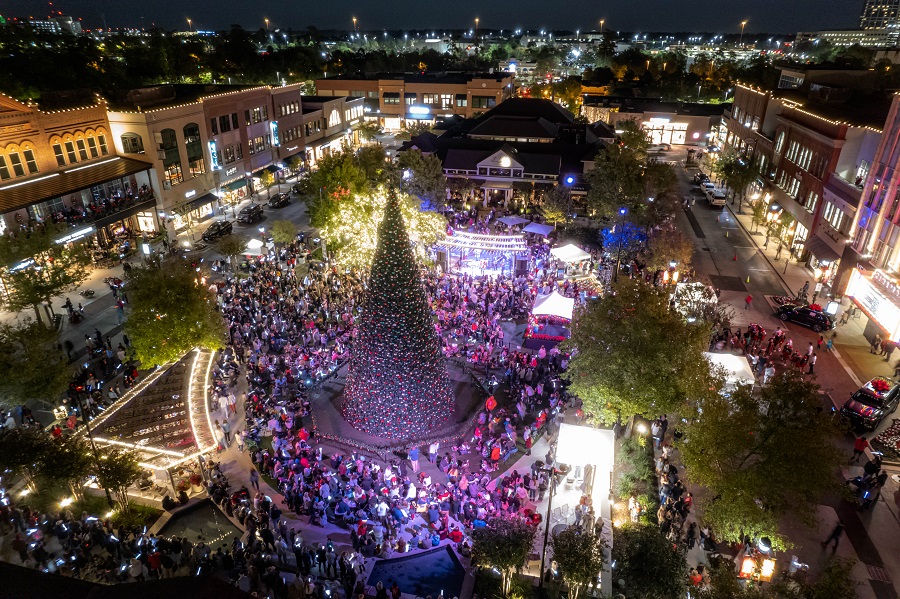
[341,190,455,439]
[439,230,529,253]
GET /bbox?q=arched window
[774,131,785,155]
[183,123,205,177]
[121,133,145,154]
[160,128,183,187]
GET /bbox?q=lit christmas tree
[341,190,454,439]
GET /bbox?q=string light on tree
[341,190,454,439]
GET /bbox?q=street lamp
[264,18,269,31]
[186,18,192,32]
[600,19,605,33]
[614,207,627,283]
[352,16,357,33]
[537,465,557,589]
[739,20,748,47]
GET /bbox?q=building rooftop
[319,72,510,84]
[583,95,729,118]
[104,84,263,112]
[773,89,893,129]
[468,115,559,139]
[299,95,354,103]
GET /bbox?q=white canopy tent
[551,243,591,263]
[703,352,756,390]
[531,291,575,321]
[523,222,555,237]
[498,215,531,227]
[244,238,266,256]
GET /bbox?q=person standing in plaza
[250,468,260,491]
[744,294,753,310]
[807,353,817,375]
[408,446,420,472]
[851,435,869,463]
[428,441,439,464]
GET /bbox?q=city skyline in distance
[4,0,859,34]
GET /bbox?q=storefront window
[161,129,184,187]
[183,123,206,178]
[136,211,157,233]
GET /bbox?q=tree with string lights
[341,190,454,439]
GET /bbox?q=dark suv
[775,304,836,333]
[841,377,900,430]
[268,193,290,208]
[201,220,233,242]
[237,203,264,224]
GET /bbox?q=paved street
[671,149,900,599]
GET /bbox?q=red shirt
[854,437,869,452]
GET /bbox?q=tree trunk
[32,303,44,326]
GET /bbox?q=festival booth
[703,352,756,392]
[497,215,531,228]
[523,222,555,237]
[524,290,574,349]
[435,230,529,278]
[550,423,615,596]
[550,243,592,278]
[77,349,221,503]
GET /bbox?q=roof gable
[478,147,524,171]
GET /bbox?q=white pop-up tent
[523,222,555,237]
[244,238,266,256]
[531,290,575,321]
[703,352,756,390]
[498,215,531,227]
[550,243,591,263]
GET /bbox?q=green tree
[355,120,383,144]
[471,516,537,596]
[270,220,298,246]
[563,279,713,423]
[612,524,688,599]
[398,149,447,208]
[715,150,759,211]
[550,526,608,599]
[96,446,143,511]
[0,223,92,326]
[302,150,368,228]
[538,185,571,225]
[700,557,859,599]
[672,279,734,330]
[124,260,226,366]
[394,120,432,141]
[0,319,71,410]
[215,233,250,270]
[0,427,54,489]
[37,435,94,500]
[356,145,394,185]
[585,120,649,221]
[681,372,843,548]
[644,227,694,272]
[258,170,276,199]
[749,197,769,233]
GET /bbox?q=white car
[706,188,727,206]
[700,181,716,194]
[647,143,672,152]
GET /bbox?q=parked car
[201,220,233,242]
[291,182,305,194]
[705,188,727,206]
[692,172,710,185]
[841,377,900,429]
[647,143,671,152]
[268,193,290,208]
[237,203,264,223]
[775,304,836,332]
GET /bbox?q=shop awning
[704,352,756,389]
[523,222,555,236]
[551,243,591,263]
[803,235,841,264]
[222,179,248,193]
[251,164,275,176]
[482,180,514,190]
[177,192,218,213]
[531,291,575,321]
[0,156,154,214]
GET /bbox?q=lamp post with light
[352,17,357,33]
[600,19,604,33]
[186,18,192,32]
[739,20,748,47]
[264,18,269,31]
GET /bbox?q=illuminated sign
[226,167,238,177]
[647,117,671,124]
[208,140,221,170]
[185,190,197,199]
[54,226,95,244]
[408,106,431,115]
[270,121,280,147]
[847,269,900,341]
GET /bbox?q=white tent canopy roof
[531,290,575,321]
[703,352,756,388]
[498,215,531,226]
[550,243,591,263]
[523,222,555,236]
[244,238,265,256]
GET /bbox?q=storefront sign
[270,121,280,147]
[226,167,238,177]
[0,123,32,135]
[185,190,197,199]
[54,226,95,244]
[208,140,221,171]
[872,269,900,302]
[847,269,900,341]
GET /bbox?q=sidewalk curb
[724,203,795,296]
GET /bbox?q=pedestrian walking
[221,420,231,445]
[744,294,753,310]
[885,341,897,362]
[408,446,420,472]
[428,441,439,464]
[250,468,260,491]
[821,521,844,550]
[236,428,245,452]
[852,435,869,463]
[871,334,883,354]
[807,353,817,375]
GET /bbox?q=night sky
[4,0,861,34]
